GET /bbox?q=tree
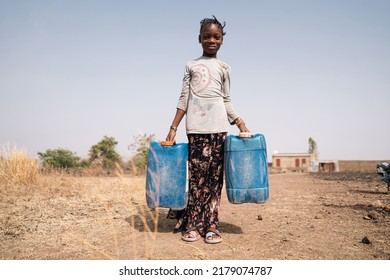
[128,133,155,174]
[89,136,121,169]
[38,148,84,168]
[308,137,318,160]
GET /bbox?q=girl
[166,16,250,244]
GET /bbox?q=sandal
[205,229,222,244]
[181,230,201,242]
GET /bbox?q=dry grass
[0,145,40,186]
[114,162,160,259]
[0,150,160,260]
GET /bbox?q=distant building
[317,161,339,172]
[272,153,315,172]
[272,152,387,173]
[271,152,341,173]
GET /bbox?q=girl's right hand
[166,129,176,142]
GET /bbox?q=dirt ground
[0,172,389,260]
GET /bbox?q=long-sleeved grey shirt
[177,56,239,134]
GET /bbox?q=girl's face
[199,23,223,57]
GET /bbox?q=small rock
[362,236,372,244]
[369,200,383,208]
[363,215,371,220]
[368,210,381,220]
[257,214,263,220]
[374,200,383,207]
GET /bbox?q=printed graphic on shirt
[193,97,214,117]
[191,64,211,95]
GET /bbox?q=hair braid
[200,15,226,36]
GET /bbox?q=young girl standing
[166,16,250,244]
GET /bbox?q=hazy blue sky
[1,0,389,161]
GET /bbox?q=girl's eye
[202,34,221,40]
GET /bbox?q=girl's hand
[166,110,184,142]
[238,123,250,133]
[166,129,176,142]
[235,117,250,133]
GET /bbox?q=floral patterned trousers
[172,133,227,237]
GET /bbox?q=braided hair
[199,15,226,36]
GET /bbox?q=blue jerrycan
[146,141,188,210]
[224,134,269,204]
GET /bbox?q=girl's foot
[181,230,201,242]
[205,229,222,244]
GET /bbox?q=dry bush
[128,157,138,176]
[0,146,40,186]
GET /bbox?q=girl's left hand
[238,123,250,133]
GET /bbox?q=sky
[1,0,389,162]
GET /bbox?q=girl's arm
[222,65,250,133]
[166,109,186,141]
[234,117,250,133]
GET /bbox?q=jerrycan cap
[239,132,251,138]
[160,141,175,146]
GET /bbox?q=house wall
[271,158,389,173]
[338,160,389,172]
[272,155,311,172]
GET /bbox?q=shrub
[128,133,155,175]
[38,148,84,169]
[0,146,40,186]
[89,136,121,170]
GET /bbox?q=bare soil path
[1,173,389,260]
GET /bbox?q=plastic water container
[224,134,269,204]
[146,141,188,210]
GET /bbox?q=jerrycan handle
[160,141,175,146]
[239,132,251,138]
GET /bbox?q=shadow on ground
[126,206,243,234]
